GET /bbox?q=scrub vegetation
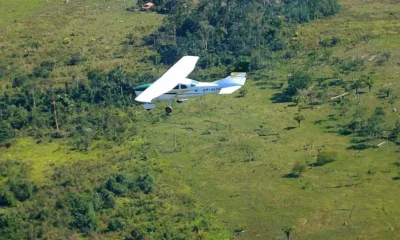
[1,0,400,239]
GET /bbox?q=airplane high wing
[135,56,199,103]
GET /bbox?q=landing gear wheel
[165,106,173,114]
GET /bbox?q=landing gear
[176,99,188,103]
[165,106,173,114]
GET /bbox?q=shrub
[0,187,15,207]
[67,194,98,231]
[137,173,154,194]
[12,76,26,87]
[7,106,29,130]
[287,71,313,95]
[104,176,128,196]
[63,37,71,44]
[0,63,6,79]
[29,61,54,79]
[68,55,82,66]
[339,59,365,74]
[0,121,14,142]
[99,189,116,209]
[291,163,306,177]
[319,36,340,47]
[316,151,337,166]
[8,180,36,202]
[237,88,247,98]
[107,217,125,231]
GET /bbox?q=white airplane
[134,56,249,113]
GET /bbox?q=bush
[107,217,125,231]
[99,189,116,209]
[137,173,154,194]
[287,71,313,95]
[0,63,6,79]
[29,61,54,79]
[7,106,29,130]
[0,121,14,142]
[105,176,128,196]
[0,213,16,230]
[316,151,337,166]
[68,55,82,66]
[291,163,306,177]
[63,37,71,44]
[8,180,36,202]
[0,187,15,207]
[67,194,98,231]
[319,36,340,47]
[339,59,365,74]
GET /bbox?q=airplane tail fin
[214,62,249,91]
[229,62,249,85]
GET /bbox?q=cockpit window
[180,84,188,89]
[190,80,198,87]
[173,85,179,89]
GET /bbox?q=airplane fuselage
[134,79,223,103]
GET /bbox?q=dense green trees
[0,158,223,239]
[146,0,340,68]
[0,63,153,144]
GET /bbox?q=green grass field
[0,0,50,26]
[0,0,164,86]
[134,1,400,238]
[1,0,400,239]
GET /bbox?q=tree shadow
[339,128,353,136]
[271,92,291,103]
[328,114,338,121]
[299,106,313,110]
[255,81,268,87]
[350,138,369,144]
[347,144,376,150]
[392,176,400,181]
[282,173,299,178]
[270,85,283,90]
[0,142,12,148]
[308,160,334,167]
[284,126,296,131]
[327,79,345,87]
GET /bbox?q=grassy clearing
[0,0,51,27]
[1,137,144,184]
[132,0,400,238]
[0,0,164,85]
[141,86,400,239]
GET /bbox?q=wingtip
[182,55,199,61]
[135,95,152,103]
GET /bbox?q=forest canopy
[145,0,341,68]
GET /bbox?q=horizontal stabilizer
[219,86,242,94]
